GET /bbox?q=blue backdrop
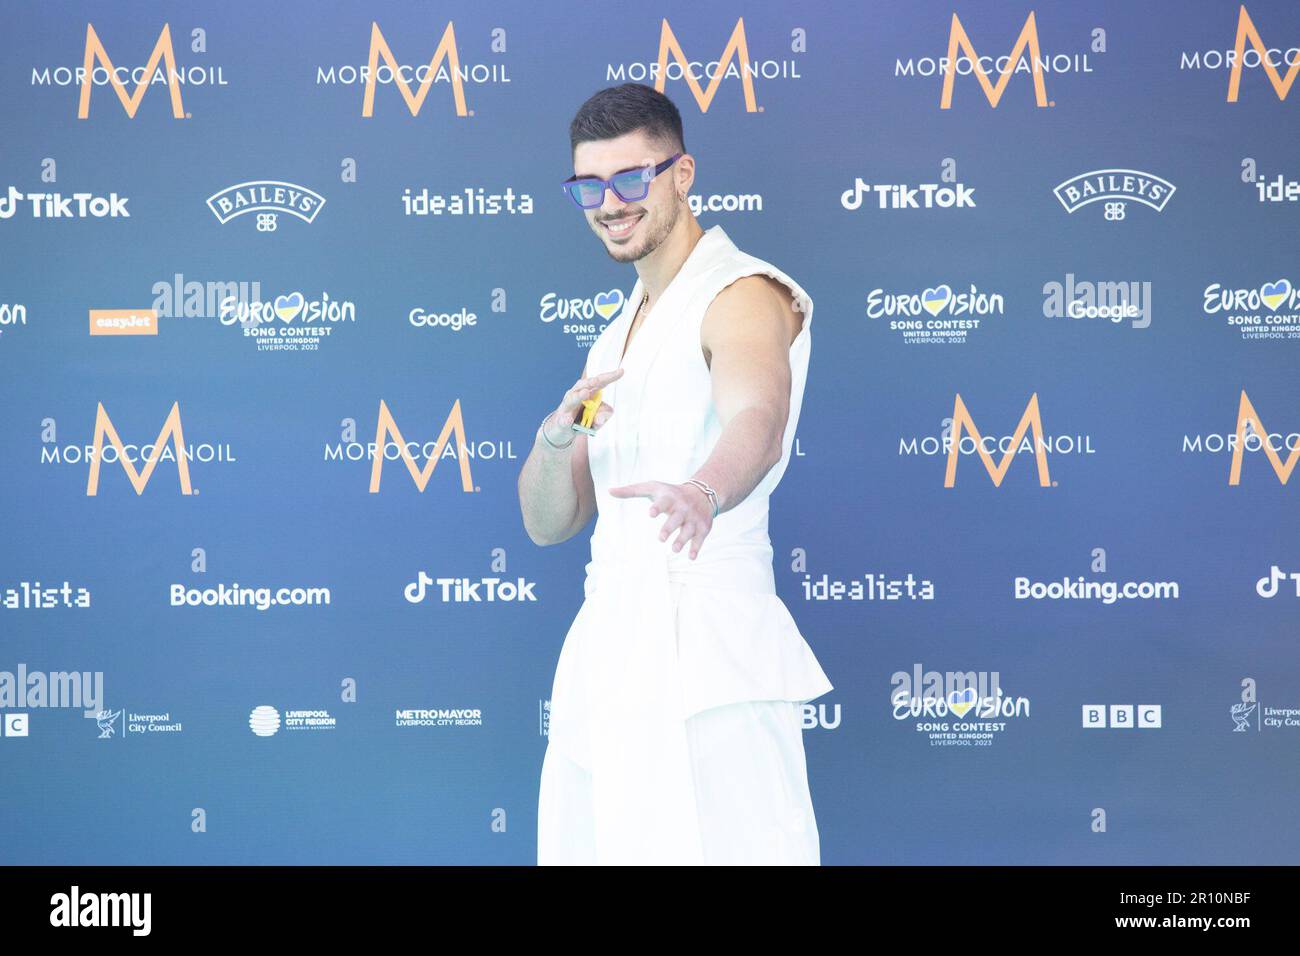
[1,0,1298,864]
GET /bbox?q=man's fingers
[657,506,688,541]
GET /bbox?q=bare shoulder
[701,273,803,364]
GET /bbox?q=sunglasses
[561,152,682,209]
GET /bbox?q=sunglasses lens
[610,169,650,202]
[568,181,605,208]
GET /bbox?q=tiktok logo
[404,572,538,603]
[1256,565,1300,598]
[840,178,975,211]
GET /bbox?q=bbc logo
[1082,705,1162,729]
[2,713,29,737]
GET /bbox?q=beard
[598,199,679,263]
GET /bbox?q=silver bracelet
[684,478,719,517]
[538,411,575,450]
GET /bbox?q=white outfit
[538,224,833,865]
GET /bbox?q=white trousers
[538,698,821,865]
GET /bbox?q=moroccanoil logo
[653,18,758,113]
[370,400,475,493]
[942,11,1049,108]
[944,393,1052,487]
[78,24,184,118]
[608,18,805,113]
[361,22,469,117]
[1227,6,1299,101]
[1229,392,1299,485]
[1181,6,1300,101]
[85,403,190,495]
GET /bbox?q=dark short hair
[569,82,685,158]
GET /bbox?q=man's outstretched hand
[608,480,715,560]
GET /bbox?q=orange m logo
[86,401,194,495]
[79,23,185,119]
[944,393,1052,487]
[940,11,1049,109]
[654,18,758,113]
[368,399,476,493]
[1229,391,1300,484]
[362,22,469,117]
[1227,5,1300,102]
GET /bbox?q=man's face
[572,132,684,263]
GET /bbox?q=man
[518,82,833,865]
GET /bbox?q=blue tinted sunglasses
[562,153,682,209]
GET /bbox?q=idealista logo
[206,181,326,232]
[1,579,92,610]
[891,664,1029,748]
[1053,169,1176,220]
[801,570,935,602]
[50,885,151,937]
[1204,278,1300,340]
[323,400,518,494]
[1181,391,1299,485]
[1230,678,1300,733]
[30,22,228,120]
[1179,5,1300,102]
[38,402,236,495]
[1082,705,1162,729]
[866,282,1004,344]
[1042,273,1151,329]
[899,394,1095,488]
[314,21,506,117]
[897,11,1103,109]
[607,17,803,114]
[540,287,624,349]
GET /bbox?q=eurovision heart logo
[594,289,623,320]
[1260,279,1291,312]
[274,292,305,323]
[948,686,978,718]
[921,285,952,317]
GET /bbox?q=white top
[545,223,833,863]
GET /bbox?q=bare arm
[517,367,622,546]
[692,274,805,513]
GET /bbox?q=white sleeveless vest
[545,223,833,864]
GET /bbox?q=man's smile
[601,211,645,239]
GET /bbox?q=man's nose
[600,186,631,217]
